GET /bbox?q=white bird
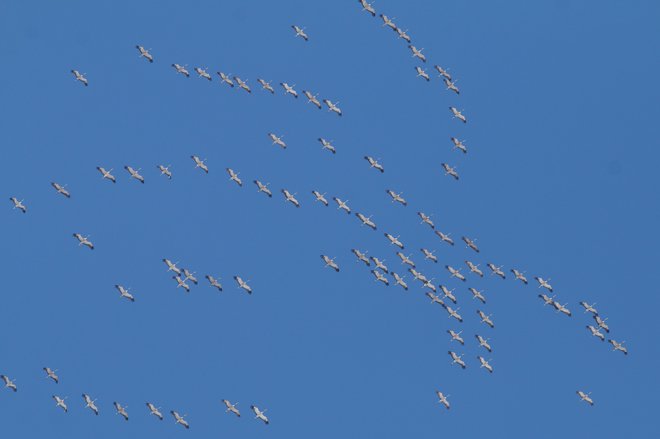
[477,310,494,328]
[53,395,68,412]
[9,197,26,213]
[268,133,287,149]
[114,401,129,421]
[426,291,444,306]
[408,45,426,62]
[364,156,384,173]
[441,163,459,180]
[217,72,234,87]
[397,252,415,268]
[73,233,94,250]
[440,285,457,304]
[115,284,135,302]
[254,180,273,197]
[461,236,479,253]
[379,14,397,30]
[323,99,343,116]
[511,269,528,284]
[205,275,223,291]
[538,293,556,306]
[351,249,370,266]
[396,27,412,43]
[257,78,275,93]
[608,339,628,355]
[576,391,594,406]
[358,0,376,16]
[434,65,452,81]
[417,212,434,229]
[465,261,484,277]
[194,67,212,81]
[448,351,466,369]
[469,287,487,304]
[386,189,407,206]
[71,69,88,86]
[190,155,208,173]
[51,182,71,198]
[436,391,450,410]
[448,329,464,345]
[280,82,298,98]
[371,256,389,273]
[171,410,190,429]
[82,393,99,415]
[421,248,437,263]
[43,367,59,384]
[318,138,337,154]
[435,231,454,245]
[146,402,163,420]
[157,164,172,179]
[423,278,437,293]
[385,233,404,249]
[371,269,389,286]
[450,137,467,154]
[182,268,198,285]
[449,107,467,123]
[312,190,329,206]
[333,197,351,214]
[415,66,430,81]
[534,276,553,292]
[443,303,463,322]
[163,259,182,276]
[445,265,466,282]
[171,63,190,77]
[124,165,145,183]
[392,272,408,290]
[303,90,322,108]
[135,45,153,63]
[292,25,309,41]
[487,263,506,279]
[234,76,251,93]
[580,301,599,315]
[586,325,605,341]
[173,275,191,292]
[475,335,492,352]
[226,168,243,186]
[251,405,269,425]
[408,268,426,282]
[553,301,572,317]
[281,189,301,207]
[444,78,460,95]
[356,212,377,230]
[96,166,116,183]
[222,399,241,417]
[1,375,17,392]
[478,356,493,373]
[593,315,610,333]
[234,276,252,294]
[321,255,340,272]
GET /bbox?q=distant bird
[124,165,145,183]
[469,287,487,304]
[333,197,351,214]
[172,63,190,77]
[395,27,412,43]
[312,191,329,206]
[205,275,223,291]
[440,285,457,304]
[321,255,340,272]
[408,268,427,283]
[442,303,463,322]
[434,65,452,81]
[281,189,301,207]
[364,156,384,173]
[423,278,437,293]
[417,212,434,229]
[445,265,466,282]
[448,351,466,369]
[115,284,135,302]
[426,292,444,306]
[43,367,59,384]
[576,391,594,406]
[223,399,241,417]
[97,166,116,183]
[182,268,198,284]
[318,138,337,154]
[534,276,553,292]
[385,233,404,249]
[421,248,437,263]
[580,301,599,315]
[538,293,555,306]
[234,276,252,294]
[163,259,182,276]
[173,275,190,292]
[593,315,609,333]
[217,72,234,87]
[351,249,370,266]
[478,356,493,373]
[171,410,190,429]
[444,78,460,94]
[511,269,528,284]
[234,76,251,93]
[53,395,68,412]
[415,66,430,81]
[356,212,377,230]
[9,197,26,213]
[226,168,243,186]
[465,261,484,277]
[397,252,415,268]
[292,25,309,41]
[392,272,408,290]
[371,256,389,273]
[194,67,212,81]
[254,180,273,197]
[553,301,572,317]
[1,375,17,392]
[146,402,163,420]
[114,401,129,421]
[303,90,322,108]
[441,163,459,180]
[251,405,269,425]
[191,155,209,173]
[608,339,628,355]
[157,165,172,179]
[487,263,506,279]
[586,325,605,341]
[477,310,494,328]
[51,182,71,198]
[268,133,287,149]
[82,393,99,415]
[257,78,275,93]
[408,45,426,62]
[379,14,397,30]
[371,269,389,286]
[449,107,467,123]
[475,334,492,352]
[71,70,88,86]
[386,189,407,206]
[448,329,464,345]
[462,236,479,253]
[358,0,376,17]
[73,233,94,250]
[280,82,298,98]
[450,137,467,154]
[323,99,342,116]
[135,45,153,63]
[436,391,450,410]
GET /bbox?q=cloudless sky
[1,0,659,437]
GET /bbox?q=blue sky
[1,0,659,437]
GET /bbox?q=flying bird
[445,265,466,282]
[364,156,384,173]
[370,256,389,273]
[478,356,494,373]
[426,292,444,306]
[268,133,287,149]
[448,351,466,369]
[487,263,506,279]
[380,14,397,30]
[234,276,252,294]
[171,63,190,77]
[182,268,198,284]
[351,249,370,266]
[135,45,153,63]
[586,325,605,341]
[475,335,492,352]
[312,191,329,206]
[194,67,212,81]
[358,0,376,16]
[281,189,301,207]
[415,66,430,81]
[552,301,572,317]
[465,261,483,277]
[171,410,190,429]
[97,166,116,183]
[254,180,273,197]
[356,212,377,230]
[511,269,528,284]
[440,285,457,304]
[408,45,426,62]
[449,107,467,123]
[303,90,322,108]
[580,301,599,315]
[146,402,163,420]
[333,197,351,214]
[608,339,628,355]
[251,405,269,425]
[392,272,409,290]
[323,99,342,116]
[173,275,190,292]
[477,310,494,328]
[576,391,594,406]
[444,78,460,94]
[469,287,487,304]
[71,70,88,86]
[53,395,68,412]
[538,293,555,306]
[396,28,412,43]
[534,276,553,292]
[115,284,135,302]
[421,248,437,263]
[280,82,298,98]
[321,255,340,272]
[205,275,223,291]
[257,78,275,93]
[43,367,59,384]
[318,138,337,154]
[234,76,251,93]
[9,197,26,213]
[448,330,464,345]
[73,233,94,250]
[417,212,434,229]
[435,65,452,81]
[441,163,459,180]
[157,165,172,179]
[217,72,234,87]
[51,182,71,198]
[1,375,17,392]
[385,233,404,249]
[442,303,463,322]
[397,252,415,268]
[292,25,309,41]
[114,401,129,421]
[124,165,145,183]
[82,393,99,415]
[223,399,241,417]
[593,315,610,332]
[191,156,209,173]
[226,168,243,186]
[436,231,454,245]
[371,269,389,286]
[163,259,182,276]
[436,391,450,410]
[462,236,479,252]
[450,137,467,154]
[386,189,407,206]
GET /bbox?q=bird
[226,168,243,186]
[251,405,270,425]
[280,82,298,98]
[171,63,190,77]
[71,69,88,86]
[9,197,27,213]
[392,272,409,290]
[356,212,377,230]
[323,99,342,116]
[386,189,407,206]
[415,66,430,81]
[303,90,322,108]
[465,261,484,277]
[114,401,129,421]
[608,339,628,355]
[115,284,135,302]
[385,233,404,249]
[358,0,376,17]
[43,367,59,384]
[292,25,309,41]
[440,285,457,304]
[408,268,427,283]
[408,45,426,62]
[234,276,252,294]
[135,45,153,63]
[51,182,71,198]
[462,236,479,253]
[436,391,450,410]
[257,78,275,93]
[194,67,212,81]
[534,276,553,292]
[82,394,99,415]
[163,259,182,276]
[395,27,412,43]
[448,330,464,345]
[364,156,384,173]
[552,301,572,317]
[1,375,17,392]
[146,402,163,420]
[53,395,68,412]
[173,275,191,292]
[423,278,437,293]
[397,252,415,268]
[426,292,444,306]
[580,301,599,315]
[576,391,594,406]
[281,189,301,207]
[222,399,241,417]
[449,107,467,123]
[371,256,389,273]
[157,165,172,179]
[478,356,494,373]
[182,268,198,284]
[312,191,329,206]
[511,269,528,284]
[333,197,351,214]
[441,163,459,180]
[321,255,340,272]
[469,287,487,304]
[487,263,506,279]
[475,335,492,352]
[254,180,273,197]
[351,249,370,266]
[593,315,610,332]
[371,269,389,286]
[445,265,466,282]
[448,351,466,369]
[217,72,235,87]
[318,138,337,154]
[205,275,223,291]
[73,233,94,250]
[124,165,145,183]
[444,78,460,94]
[442,303,463,322]
[450,137,467,154]
[435,65,452,81]
[586,325,605,341]
[171,410,190,428]
[538,293,556,306]
[379,14,397,30]
[477,310,495,328]
[417,212,434,229]
[234,76,251,93]
[191,155,209,173]
[96,166,116,183]
[268,133,287,149]
[421,248,438,263]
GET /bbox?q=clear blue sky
[1,0,659,437]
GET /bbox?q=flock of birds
[2,1,627,432]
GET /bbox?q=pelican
[465,261,483,277]
[448,351,466,369]
[318,138,337,154]
[321,255,340,272]
[434,65,452,81]
[421,248,437,263]
[534,276,553,292]
[451,137,467,154]
[124,165,145,183]
[303,90,322,108]
[351,249,370,266]
[426,292,444,305]
[423,279,437,293]
[205,275,223,291]
[586,325,605,341]
[312,190,329,206]
[487,263,506,279]
[190,155,208,173]
[268,133,287,149]
[379,14,397,30]
[477,310,494,328]
[449,107,467,123]
[364,156,384,173]
[448,330,464,345]
[53,395,68,412]
[576,391,594,406]
[608,339,628,355]
[254,180,273,197]
[392,272,408,290]
[194,67,212,81]
[217,72,234,87]
[234,276,252,294]
[538,293,555,306]
[171,410,190,428]
[135,45,153,63]
[445,265,466,282]
[443,303,463,322]
[114,402,129,421]
[257,78,275,93]
[408,268,426,282]
[415,66,430,81]
[51,182,71,198]
[223,399,241,417]
[408,45,426,62]
[469,287,487,304]
[371,269,389,285]
[440,285,457,304]
[358,0,376,16]
[292,25,309,41]
[396,28,412,43]
[511,269,528,284]
[478,356,493,373]
[323,99,342,116]
[553,301,572,317]
[441,163,459,180]
[370,256,388,273]
[43,367,59,384]
[226,168,243,186]
[475,335,492,352]
[163,259,182,276]
[173,275,190,292]
[436,391,450,410]
[71,69,88,86]
[461,236,479,253]
[385,233,404,249]
[97,166,116,183]
[234,76,251,93]
[356,212,377,230]
[580,301,598,315]
[73,233,94,250]
[417,212,434,229]
[146,402,163,420]
[182,268,198,284]
[444,78,459,94]
[593,315,609,332]
[251,405,269,425]
[436,230,454,245]
[397,252,415,267]
[157,165,172,179]
[1,375,17,392]
[386,189,407,206]
[172,63,190,77]
[9,197,26,213]
[333,197,351,214]
[82,394,99,415]
[115,284,135,302]
[281,189,301,207]
[280,82,298,98]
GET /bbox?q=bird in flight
[292,25,309,41]
[172,63,190,77]
[9,197,27,213]
[73,233,94,250]
[97,166,116,183]
[135,45,153,63]
[71,69,88,86]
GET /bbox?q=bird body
[292,25,309,41]
[115,284,135,302]
[97,166,116,183]
[43,367,59,384]
[223,399,241,417]
[73,233,94,250]
[364,156,384,172]
[82,393,99,415]
[226,168,243,186]
[1,375,17,392]
[257,78,275,93]
[146,402,164,420]
[445,265,466,282]
[448,351,466,369]
[251,405,269,424]
[53,395,68,412]
[356,212,377,229]
[124,165,145,183]
[234,276,252,294]
[312,190,329,206]
[194,67,212,80]
[114,401,129,421]
[321,255,340,272]
[171,410,190,428]
[469,287,487,304]
[136,45,153,62]
[172,63,190,77]
[10,197,27,213]
[51,182,71,198]
[268,133,287,149]
[205,275,223,291]
[281,189,301,207]
[465,261,483,277]
[352,249,370,266]
[191,155,209,173]
[254,180,273,197]
[449,107,467,123]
